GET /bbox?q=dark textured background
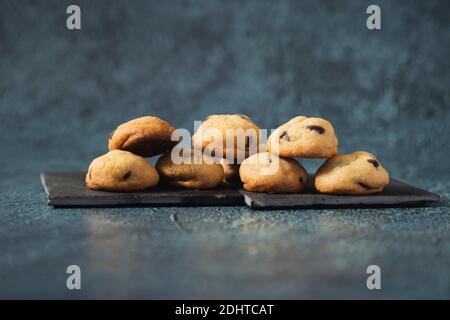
[0,0,449,299]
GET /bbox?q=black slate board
[41,172,440,209]
[240,178,440,209]
[41,172,244,207]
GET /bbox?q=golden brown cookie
[267,116,338,158]
[192,114,260,161]
[86,150,159,191]
[239,152,308,193]
[155,150,224,189]
[314,151,389,195]
[220,159,241,184]
[108,116,178,157]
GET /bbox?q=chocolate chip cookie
[108,116,179,157]
[267,116,338,158]
[192,114,260,161]
[239,152,308,193]
[155,149,224,189]
[86,150,159,191]
[314,151,389,195]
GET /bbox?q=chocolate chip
[108,129,116,140]
[358,182,371,189]
[268,158,272,163]
[367,159,379,168]
[299,176,304,184]
[122,171,132,180]
[279,131,290,141]
[306,125,325,134]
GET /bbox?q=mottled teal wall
[0,1,449,299]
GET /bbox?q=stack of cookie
[86,114,389,195]
[86,116,225,191]
[239,115,389,195]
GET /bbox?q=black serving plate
[41,172,440,209]
[41,172,244,207]
[241,179,440,209]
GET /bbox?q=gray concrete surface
[0,0,449,298]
